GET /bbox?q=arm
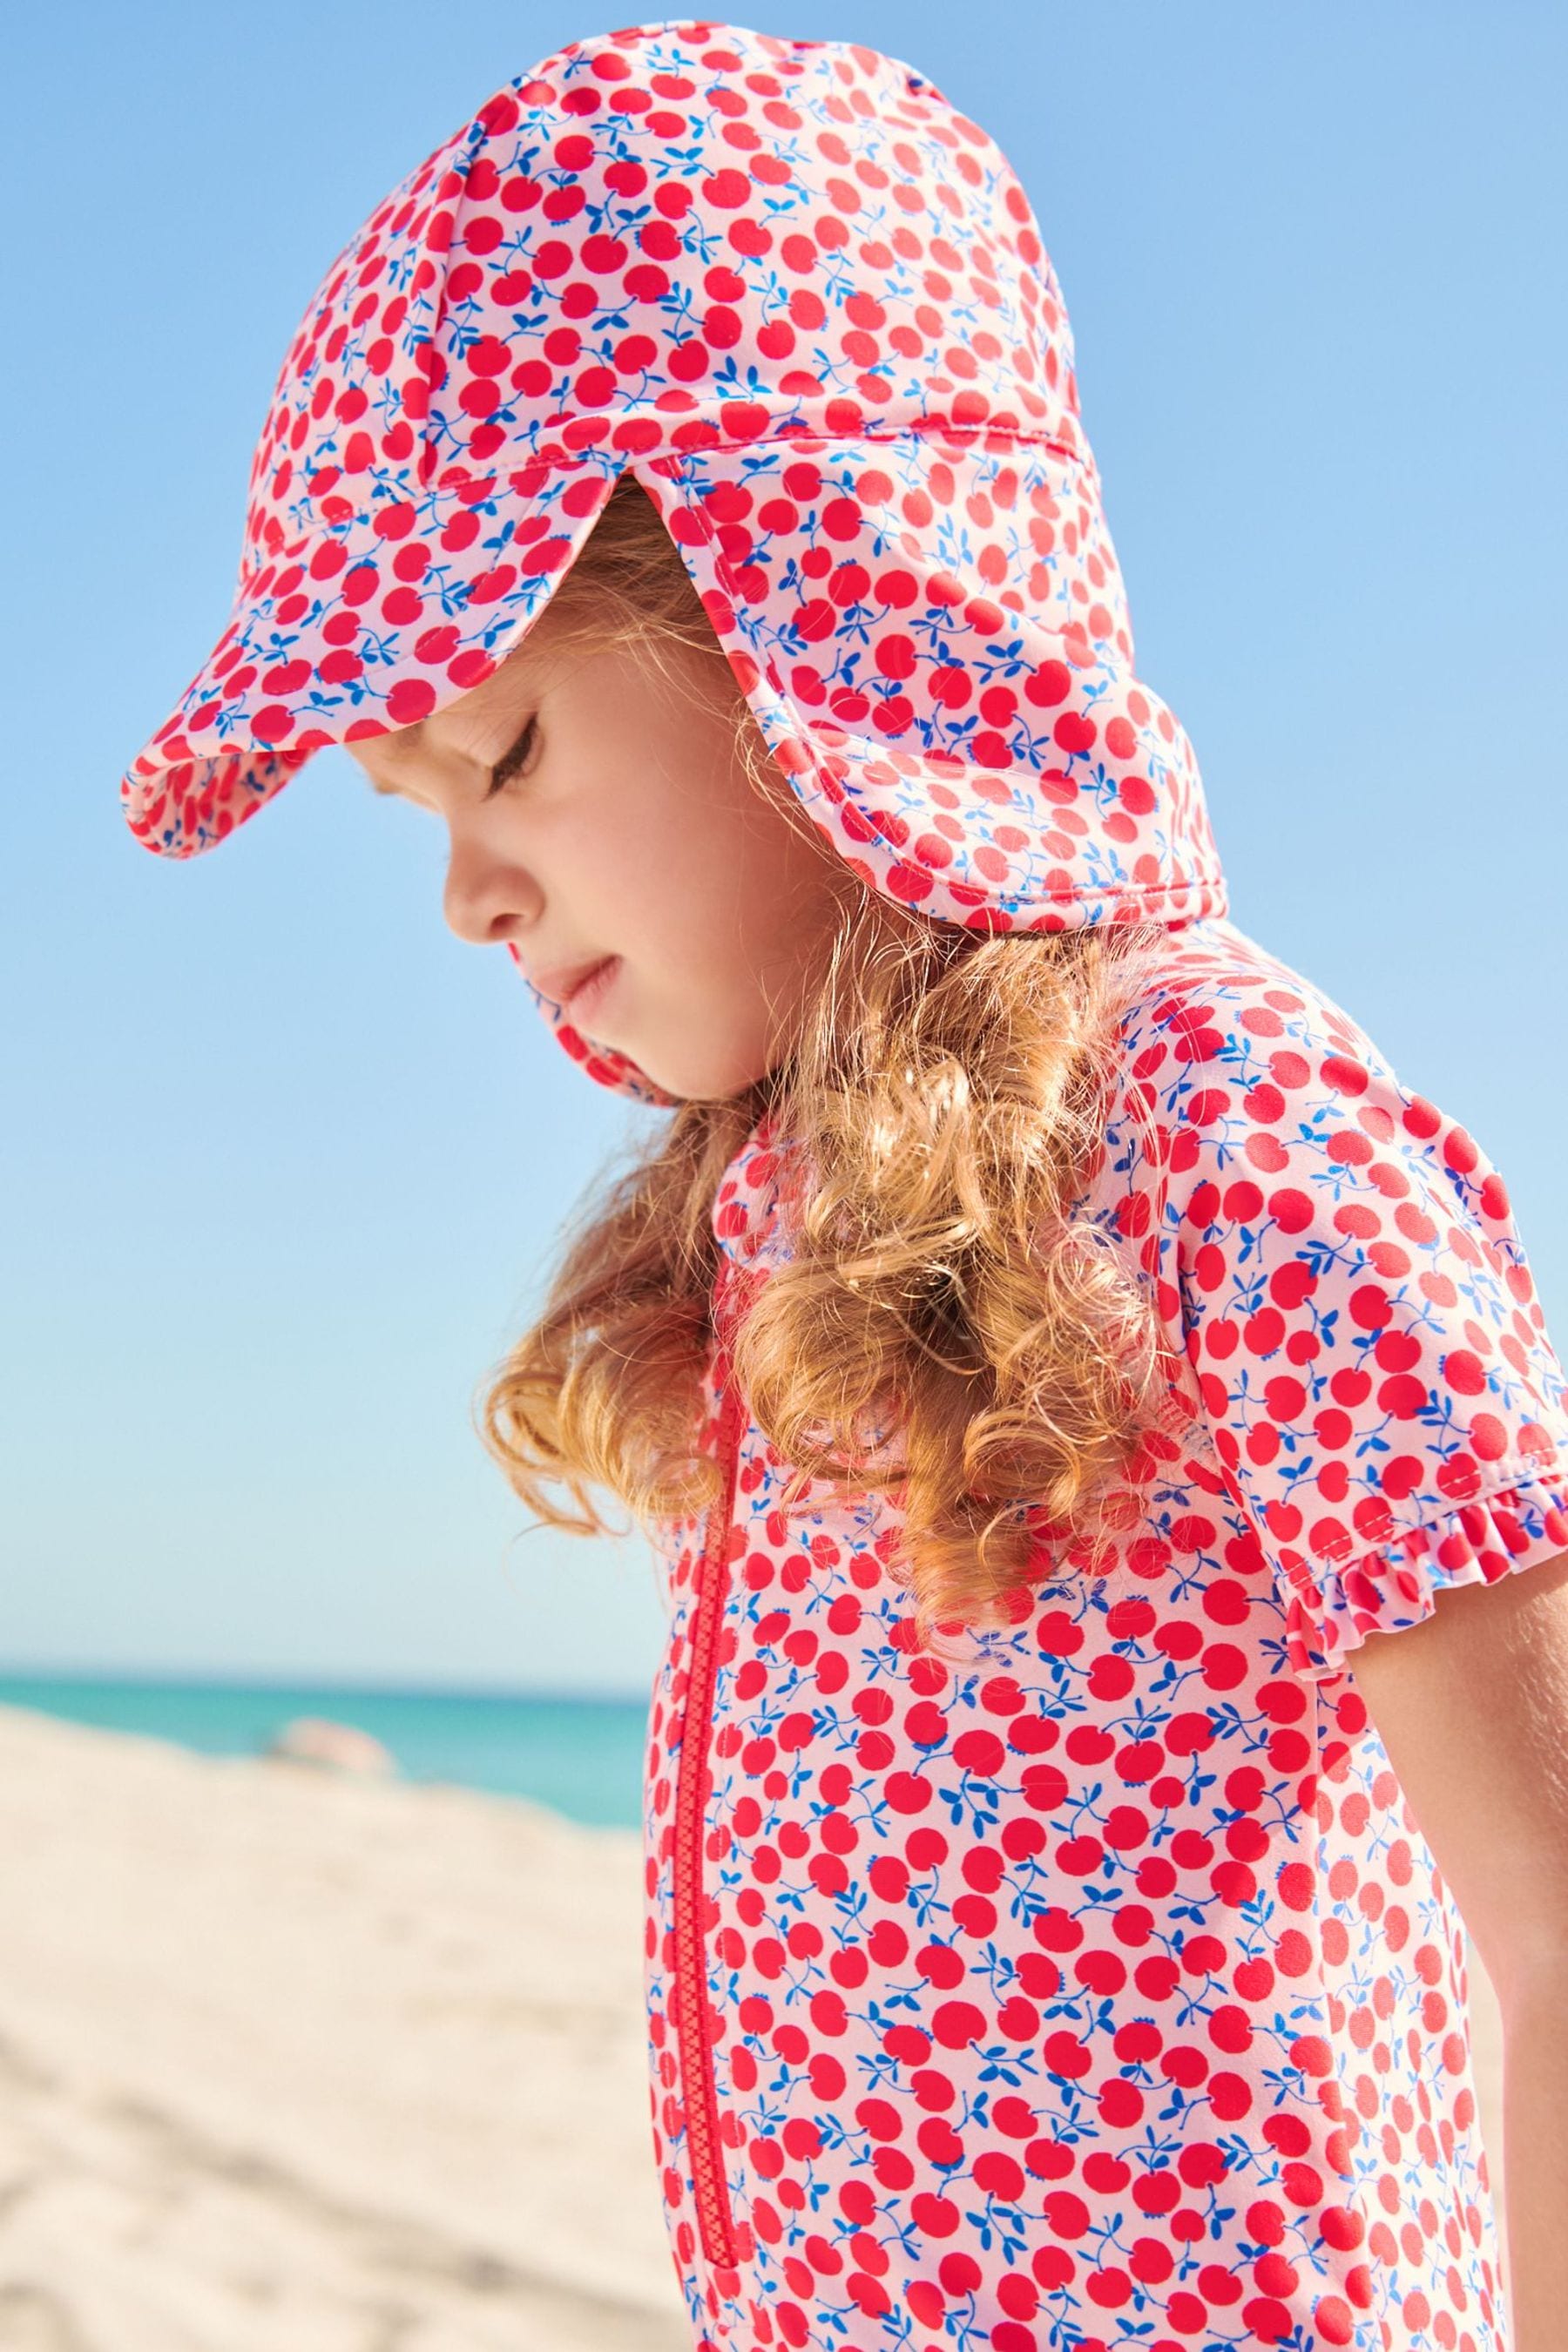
[1348,1549,1568,2352]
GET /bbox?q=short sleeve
[1155,958,1568,1686]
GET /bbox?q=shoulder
[1099,916,1493,1214]
[1108,915,1400,1104]
[1088,916,1558,1386]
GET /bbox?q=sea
[0,1672,650,1830]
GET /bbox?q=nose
[440,826,543,949]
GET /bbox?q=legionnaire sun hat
[118,17,1227,1105]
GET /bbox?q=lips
[526,954,624,1031]
[530,954,613,1007]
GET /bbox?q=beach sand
[0,1702,689,2350]
[0,1702,1509,2349]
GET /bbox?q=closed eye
[484,713,540,799]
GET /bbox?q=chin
[634,1031,772,1105]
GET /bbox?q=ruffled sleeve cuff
[1280,1459,1568,1688]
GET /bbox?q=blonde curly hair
[472,472,1189,1653]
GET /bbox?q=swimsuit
[641,910,1568,2349]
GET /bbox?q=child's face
[342,610,858,1101]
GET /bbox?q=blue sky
[4,2,1563,1694]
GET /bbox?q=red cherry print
[118,31,1568,2348]
[385,677,436,726]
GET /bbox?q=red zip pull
[670,1375,747,2273]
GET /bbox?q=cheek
[555,693,836,995]
[587,803,738,962]
[595,830,713,965]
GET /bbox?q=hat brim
[118,450,636,859]
[118,453,697,1105]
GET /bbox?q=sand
[0,1702,690,2351]
[0,1702,1510,2350]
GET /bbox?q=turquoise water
[0,1673,650,1829]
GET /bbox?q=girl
[118,23,1568,2352]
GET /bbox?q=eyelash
[484,714,539,799]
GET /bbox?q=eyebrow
[356,662,539,799]
[358,722,424,797]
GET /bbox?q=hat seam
[235,422,1094,585]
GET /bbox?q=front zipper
[672,1374,746,2272]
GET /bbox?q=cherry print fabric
[643,914,1568,2351]
[1153,928,1568,1694]
[113,21,1568,2350]
[117,17,1222,1107]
